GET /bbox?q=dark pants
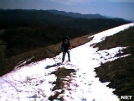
[62,50,70,62]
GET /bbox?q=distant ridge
[47,9,106,19]
[47,9,130,22]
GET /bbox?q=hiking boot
[61,61,65,64]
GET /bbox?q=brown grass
[0,33,93,76]
[49,67,76,101]
[94,26,134,101]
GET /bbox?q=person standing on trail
[61,36,72,63]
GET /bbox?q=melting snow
[0,23,134,101]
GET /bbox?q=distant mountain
[47,9,106,19]
[47,9,132,23]
[0,9,131,29]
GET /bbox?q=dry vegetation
[49,67,76,101]
[94,26,134,101]
[0,33,92,76]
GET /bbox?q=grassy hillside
[0,33,92,76]
[0,9,131,76]
[94,26,134,101]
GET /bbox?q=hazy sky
[0,0,134,20]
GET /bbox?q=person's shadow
[45,62,61,69]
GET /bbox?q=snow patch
[0,23,134,101]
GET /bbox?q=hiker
[61,36,72,63]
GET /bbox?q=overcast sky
[0,0,134,20]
